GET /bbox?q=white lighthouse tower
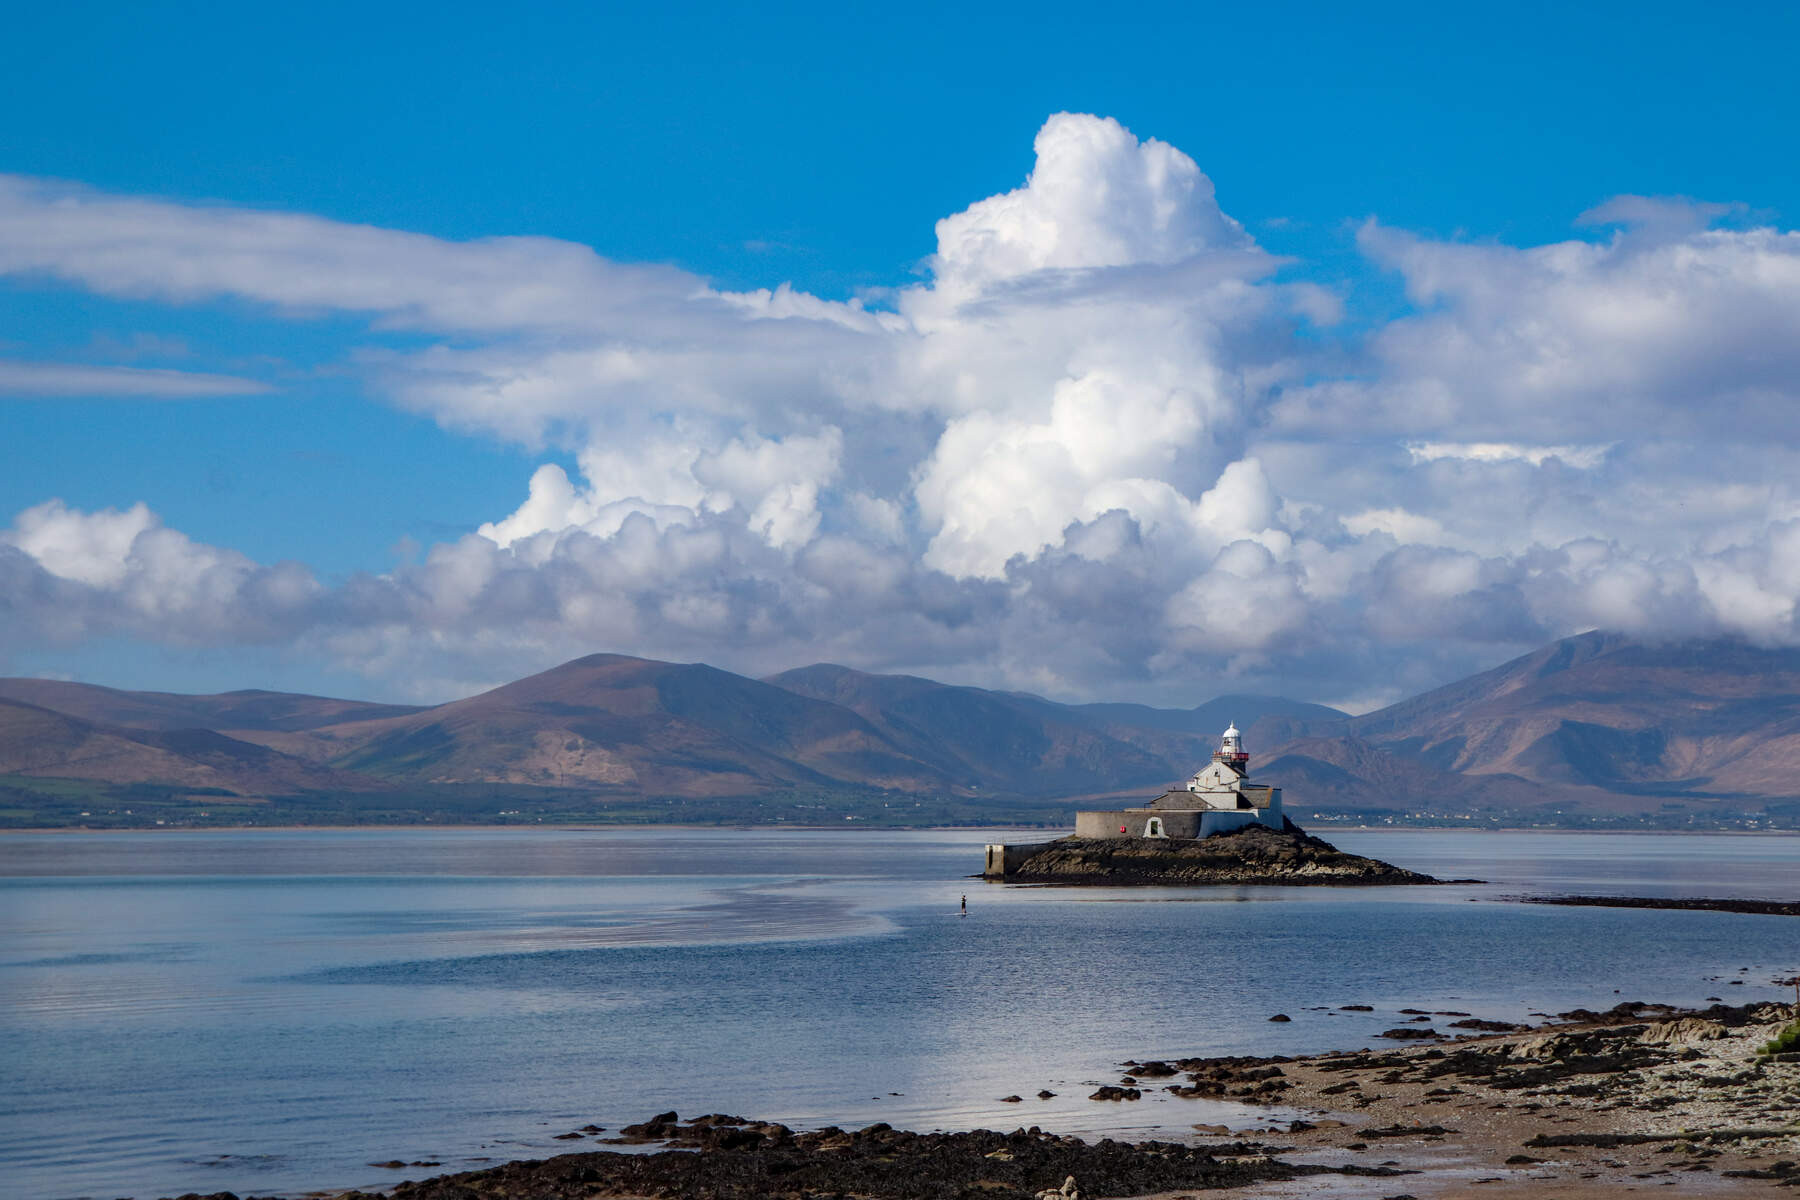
[1214,722,1249,775]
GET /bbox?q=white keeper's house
[1072,723,1285,840]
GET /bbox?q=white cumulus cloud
[1,124,1798,704]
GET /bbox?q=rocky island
[989,819,1441,886]
[986,723,1442,885]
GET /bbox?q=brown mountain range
[1254,632,1800,817]
[2,632,1796,824]
[0,655,1341,807]
[0,696,381,797]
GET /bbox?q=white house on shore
[1072,723,1285,840]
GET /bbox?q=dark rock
[1163,1055,1291,1100]
[1358,1125,1453,1139]
[1000,1095,1022,1103]
[1269,1014,1292,1022]
[1378,1028,1440,1040]
[1088,1085,1141,1101]
[618,1111,684,1140]
[1553,1001,1669,1024]
[1126,1060,1177,1077]
[1521,895,1800,918]
[327,1113,1380,1199]
[672,1126,771,1151]
[1036,1090,1057,1099]
[1520,1130,1792,1151]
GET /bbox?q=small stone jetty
[990,820,1442,886]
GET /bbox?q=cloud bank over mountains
[2,113,1797,705]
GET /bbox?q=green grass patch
[1759,1020,1800,1057]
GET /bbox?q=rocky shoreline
[162,1117,1410,1200]
[151,998,1800,1200]
[998,821,1446,886]
[1110,998,1800,1197]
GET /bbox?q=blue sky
[3,0,1798,707]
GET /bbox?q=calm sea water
[2,827,1797,1200]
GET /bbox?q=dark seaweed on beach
[300,1117,1411,1200]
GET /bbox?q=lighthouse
[1058,722,1286,841]
[1213,722,1249,775]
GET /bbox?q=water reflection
[1,827,1795,1200]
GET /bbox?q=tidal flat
[3,827,1797,1199]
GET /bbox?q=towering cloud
[1,115,1796,705]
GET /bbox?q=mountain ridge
[3,632,1797,827]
